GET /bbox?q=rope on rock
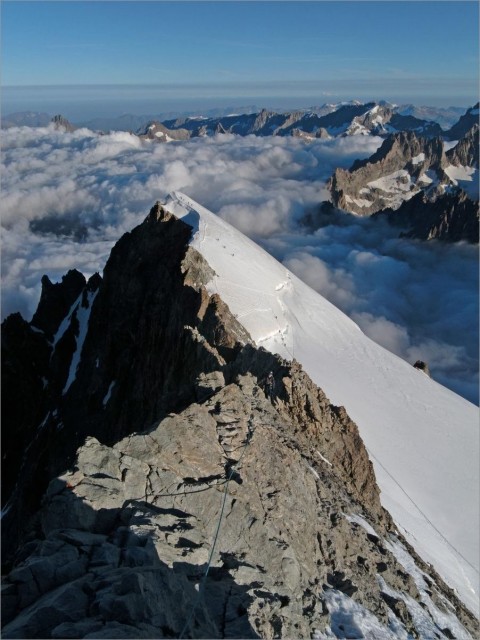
[179,428,253,639]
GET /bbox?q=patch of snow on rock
[411,153,425,165]
[322,589,400,639]
[367,170,413,193]
[316,450,333,466]
[63,290,98,394]
[102,381,116,407]
[344,513,379,538]
[444,165,479,199]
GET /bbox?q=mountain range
[137,102,476,142]
[1,101,473,138]
[2,193,478,638]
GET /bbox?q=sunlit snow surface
[444,164,479,200]
[164,191,479,616]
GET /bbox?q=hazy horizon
[1,83,473,123]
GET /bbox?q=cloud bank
[1,125,477,404]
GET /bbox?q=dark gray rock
[89,543,121,568]
[83,622,158,638]
[2,580,89,639]
[56,529,108,547]
[375,189,479,243]
[51,115,76,133]
[444,103,480,141]
[413,360,431,377]
[51,619,103,639]
[446,123,479,168]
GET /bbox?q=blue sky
[2,1,479,116]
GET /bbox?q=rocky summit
[1,205,478,639]
[328,130,449,216]
[326,119,479,242]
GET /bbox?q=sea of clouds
[1,125,478,404]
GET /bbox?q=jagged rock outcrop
[328,131,448,216]
[446,123,479,169]
[250,109,280,134]
[31,270,87,339]
[413,361,431,377]
[2,204,246,563]
[3,372,476,639]
[345,106,442,138]
[444,103,479,141]
[136,121,190,142]
[158,102,443,141]
[2,204,478,638]
[374,189,479,243]
[326,125,478,242]
[215,122,227,134]
[291,127,331,141]
[2,268,88,502]
[51,115,76,133]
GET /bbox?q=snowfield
[164,191,479,616]
[444,164,479,200]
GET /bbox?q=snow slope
[164,191,479,616]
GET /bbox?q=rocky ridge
[345,105,443,138]
[158,101,444,140]
[2,205,478,638]
[374,189,479,243]
[4,103,477,147]
[137,121,190,142]
[396,105,467,130]
[446,123,479,169]
[326,123,479,242]
[444,103,479,141]
[328,130,448,216]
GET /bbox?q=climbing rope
[179,427,253,639]
[366,446,479,576]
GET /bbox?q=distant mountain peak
[444,102,480,141]
[326,124,478,241]
[51,114,76,132]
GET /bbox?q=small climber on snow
[265,371,275,402]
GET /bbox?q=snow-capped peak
[163,191,479,615]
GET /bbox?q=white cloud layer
[1,125,477,404]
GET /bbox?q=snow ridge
[163,191,479,615]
